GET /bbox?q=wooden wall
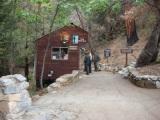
[36,25,88,85]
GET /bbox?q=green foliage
[0,0,148,76]
[30,0,50,4]
[134,0,145,5]
[111,1,121,14]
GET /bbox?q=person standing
[92,52,100,71]
[89,51,92,73]
[84,51,92,75]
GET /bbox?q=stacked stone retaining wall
[0,74,32,120]
[119,62,160,89]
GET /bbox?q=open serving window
[52,47,68,60]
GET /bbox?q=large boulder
[1,82,29,95]
[0,74,32,120]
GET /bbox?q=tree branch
[75,6,84,29]
[144,0,160,11]
[40,2,60,89]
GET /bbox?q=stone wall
[47,70,79,93]
[118,62,160,89]
[129,71,160,88]
[0,74,32,120]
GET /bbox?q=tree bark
[136,19,160,67]
[39,3,60,89]
[136,0,160,67]
[25,41,29,81]
[9,0,17,74]
[125,19,139,46]
[123,0,139,46]
[75,6,84,29]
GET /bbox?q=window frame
[51,47,69,61]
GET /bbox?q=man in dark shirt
[92,52,100,71]
[84,52,92,75]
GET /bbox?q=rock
[72,70,79,78]
[1,74,26,83]
[0,111,6,120]
[150,76,158,81]
[47,83,61,92]
[50,83,61,88]
[156,81,160,88]
[118,62,136,78]
[1,75,13,79]
[144,80,156,88]
[47,70,80,93]
[98,63,105,71]
[2,82,29,95]
[61,74,73,81]
[130,62,136,67]
[131,70,139,76]
[119,63,160,89]
[136,80,145,88]
[0,100,31,114]
[2,86,17,95]
[0,78,16,87]
[118,68,129,78]
[1,92,25,102]
[56,77,68,83]
[47,86,54,93]
[13,74,26,82]
[127,66,135,71]
[0,74,32,120]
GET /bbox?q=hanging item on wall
[60,32,70,46]
[72,35,79,44]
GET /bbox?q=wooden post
[120,48,133,67]
[125,53,128,67]
[107,57,109,63]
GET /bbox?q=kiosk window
[52,47,68,60]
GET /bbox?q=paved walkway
[24,72,160,120]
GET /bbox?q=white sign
[79,38,86,42]
[69,46,78,50]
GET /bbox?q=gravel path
[22,72,160,120]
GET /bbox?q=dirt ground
[20,72,160,120]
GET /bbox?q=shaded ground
[21,71,160,120]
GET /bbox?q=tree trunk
[9,0,17,74]
[39,3,60,89]
[123,0,139,46]
[136,0,160,67]
[75,6,84,29]
[125,19,139,46]
[25,40,29,81]
[136,20,160,67]
[25,57,29,81]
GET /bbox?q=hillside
[96,30,160,76]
